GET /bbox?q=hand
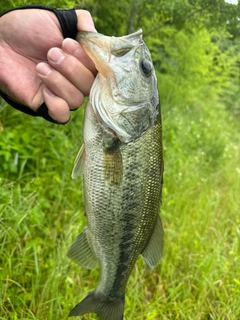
[0,9,97,123]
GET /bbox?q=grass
[0,101,240,319]
[1,0,240,317]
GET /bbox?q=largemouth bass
[67,29,164,320]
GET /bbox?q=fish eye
[140,59,152,77]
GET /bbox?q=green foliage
[1,0,240,319]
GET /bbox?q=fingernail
[48,48,65,63]
[86,23,97,32]
[36,63,52,76]
[62,38,80,56]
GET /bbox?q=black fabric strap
[0,5,78,124]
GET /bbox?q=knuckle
[69,92,84,109]
[47,71,62,87]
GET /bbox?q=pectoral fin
[72,143,85,179]
[102,127,123,186]
[104,148,123,186]
[141,215,164,270]
[67,227,99,270]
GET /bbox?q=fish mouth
[77,30,143,78]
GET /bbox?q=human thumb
[75,10,97,32]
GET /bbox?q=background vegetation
[1,0,240,319]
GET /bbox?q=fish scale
[84,112,162,297]
[67,29,164,320]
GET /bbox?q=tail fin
[68,291,124,320]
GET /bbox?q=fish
[67,29,164,320]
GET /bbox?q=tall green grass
[0,95,240,319]
[1,1,240,317]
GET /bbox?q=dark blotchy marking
[101,126,120,153]
[101,126,123,186]
[108,162,140,297]
[103,135,120,153]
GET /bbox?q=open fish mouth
[76,30,143,77]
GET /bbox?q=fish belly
[84,101,163,296]
[68,101,163,320]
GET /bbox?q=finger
[62,38,97,75]
[47,47,95,95]
[36,62,85,108]
[75,10,96,32]
[43,87,70,123]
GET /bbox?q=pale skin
[0,8,97,123]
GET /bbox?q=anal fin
[67,227,99,270]
[141,215,164,270]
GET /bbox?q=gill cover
[77,30,159,143]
